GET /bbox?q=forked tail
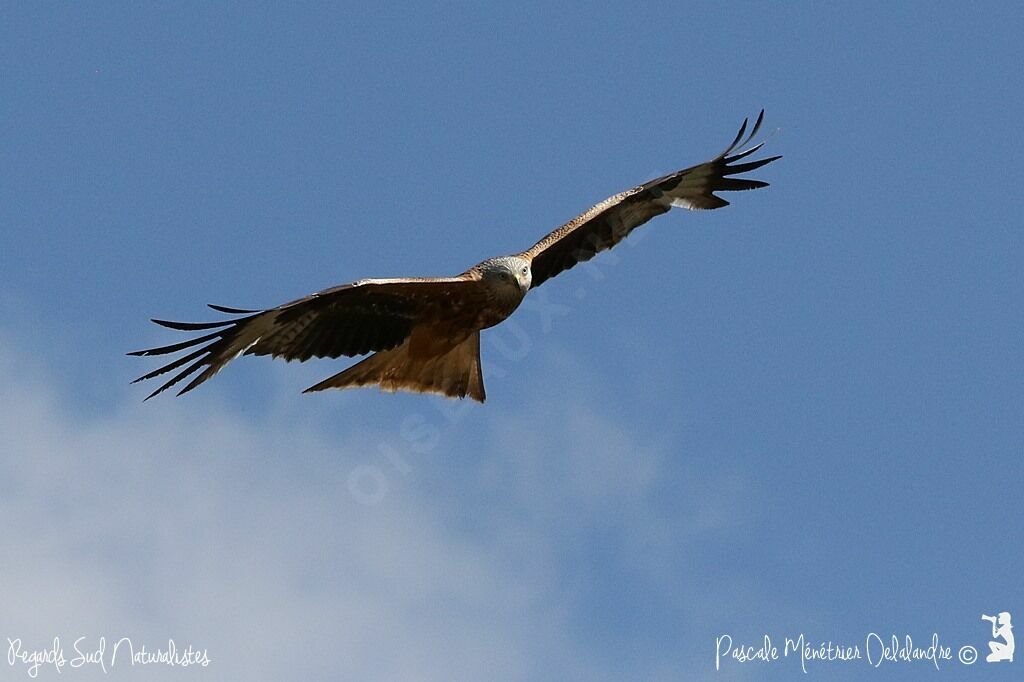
[303,331,486,402]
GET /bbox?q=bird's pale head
[478,256,532,295]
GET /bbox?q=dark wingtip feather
[176,364,221,397]
[719,110,772,158]
[717,178,769,191]
[152,318,235,331]
[208,303,259,314]
[131,345,214,384]
[724,141,766,164]
[724,116,749,156]
[725,155,782,175]
[127,330,222,358]
[749,109,766,141]
[141,353,212,400]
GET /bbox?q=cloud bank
[0,336,756,681]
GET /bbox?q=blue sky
[2,3,1022,680]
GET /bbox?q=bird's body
[131,112,780,402]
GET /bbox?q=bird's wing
[128,275,483,399]
[518,110,780,288]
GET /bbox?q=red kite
[131,111,779,402]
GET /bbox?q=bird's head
[478,256,532,295]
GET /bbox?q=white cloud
[0,338,762,681]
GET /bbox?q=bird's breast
[475,281,526,330]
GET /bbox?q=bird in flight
[131,111,780,402]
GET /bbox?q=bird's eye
[521,266,527,275]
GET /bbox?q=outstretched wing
[519,110,780,288]
[128,276,482,399]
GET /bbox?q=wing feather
[129,276,483,399]
[520,110,780,288]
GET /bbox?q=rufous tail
[303,332,485,402]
